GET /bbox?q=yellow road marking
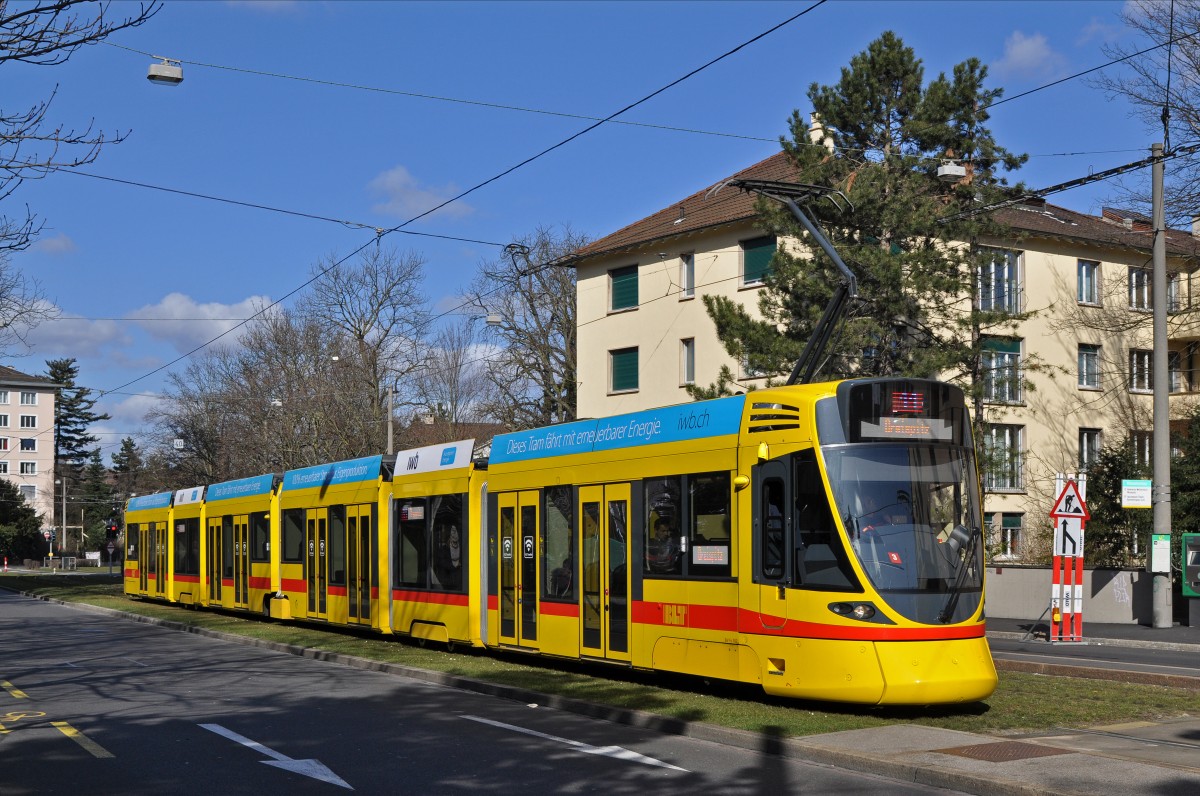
[52,721,114,759]
[1,681,28,698]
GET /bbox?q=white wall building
[0,365,58,528]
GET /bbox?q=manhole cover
[935,741,1073,763]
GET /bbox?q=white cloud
[32,233,76,255]
[369,165,474,221]
[1077,17,1121,46]
[25,303,131,358]
[129,292,273,354]
[994,31,1068,81]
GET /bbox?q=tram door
[346,505,372,625]
[306,508,328,620]
[754,460,790,630]
[139,523,164,595]
[497,491,539,648]
[579,483,632,662]
[207,518,223,603]
[232,516,249,609]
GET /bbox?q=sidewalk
[986,615,1200,649]
[769,618,1200,796]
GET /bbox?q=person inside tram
[647,516,680,573]
[858,489,912,533]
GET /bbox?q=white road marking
[200,723,353,789]
[461,714,688,772]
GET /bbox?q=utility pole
[1151,141,1173,629]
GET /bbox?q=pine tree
[46,358,110,468]
[110,436,145,504]
[696,32,1030,421]
[1083,442,1151,567]
[75,449,116,553]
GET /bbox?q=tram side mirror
[942,524,972,557]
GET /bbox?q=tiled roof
[574,151,800,259]
[574,150,1200,262]
[0,364,56,387]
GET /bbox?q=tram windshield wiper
[937,524,980,624]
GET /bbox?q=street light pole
[1151,142,1173,629]
[387,382,394,455]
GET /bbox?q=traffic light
[105,522,119,540]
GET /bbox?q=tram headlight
[851,604,876,621]
[829,601,879,622]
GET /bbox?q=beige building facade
[574,152,1200,561]
[0,365,59,528]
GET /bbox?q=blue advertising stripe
[127,492,173,511]
[490,396,746,465]
[207,474,275,502]
[283,455,383,491]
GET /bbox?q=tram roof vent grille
[748,402,801,433]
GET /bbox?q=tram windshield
[820,442,984,624]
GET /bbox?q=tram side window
[250,512,270,562]
[282,509,305,563]
[641,473,731,579]
[689,472,732,577]
[395,499,427,588]
[222,516,235,578]
[793,450,858,591]
[760,478,785,580]
[644,477,682,576]
[126,522,139,561]
[544,486,575,600]
[430,494,465,592]
[328,506,346,586]
[174,517,200,575]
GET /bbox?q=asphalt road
[0,591,969,795]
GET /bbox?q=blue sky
[8,0,1158,458]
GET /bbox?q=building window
[982,337,1021,403]
[18,485,34,503]
[609,265,638,312]
[0,461,7,474]
[977,248,1021,313]
[19,461,36,475]
[19,438,34,452]
[1129,267,1150,310]
[0,437,7,451]
[680,338,695,386]
[19,415,35,429]
[1079,428,1101,472]
[19,391,36,405]
[1131,430,1152,468]
[1077,260,1100,305]
[985,512,1023,558]
[1078,344,1101,389]
[679,252,695,299]
[740,235,776,286]
[1169,272,1182,311]
[0,391,8,404]
[0,415,8,428]
[610,347,639,393]
[1170,350,1185,393]
[1129,349,1153,392]
[982,424,1023,490]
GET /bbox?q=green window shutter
[982,337,1021,355]
[741,236,776,284]
[610,265,638,310]
[611,347,639,392]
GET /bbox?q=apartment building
[572,151,1200,561]
[0,365,58,527]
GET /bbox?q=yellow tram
[125,376,995,705]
